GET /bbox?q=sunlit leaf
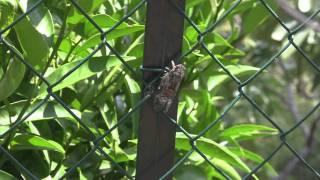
[207,65,260,91]
[15,18,49,71]
[19,0,55,45]
[68,0,106,25]
[74,25,144,57]
[0,170,17,180]
[10,134,65,155]
[0,0,18,36]
[219,124,278,141]
[175,132,252,173]
[38,56,136,95]
[229,147,277,176]
[0,100,86,126]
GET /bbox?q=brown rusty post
[136,0,186,179]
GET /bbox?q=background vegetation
[0,0,319,179]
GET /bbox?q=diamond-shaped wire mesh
[0,0,319,179]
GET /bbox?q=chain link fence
[0,0,319,179]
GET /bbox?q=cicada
[153,61,185,113]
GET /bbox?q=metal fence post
[136,0,186,179]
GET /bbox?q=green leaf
[209,0,218,16]
[207,65,260,91]
[74,24,144,57]
[0,59,25,101]
[102,145,136,163]
[124,74,140,100]
[178,101,186,122]
[83,14,137,37]
[204,33,245,56]
[0,0,18,35]
[229,0,255,15]
[228,147,277,176]
[99,160,111,171]
[0,100,82,126]
[80,67,122,109]
[77,167,86,180]
[10,134,65,155]
[38,56,136,95]
[175,132,252,173]
[0,65,3,79]
[19,0,55,45]
[68,0,106,25]
[186,0,204,9]
[0,125,10,137]
[124,75,140,136]
[99,104,121,144]
[210,158,241,180]
[0,170,17,180]
[210,32,233,48]
[185,25,206,43]
[11,150,50,178]
[127,137,252,175]
[219,124,278,141]
[186,154,241,180]
[124,34,144,58]
[14,18,49,71]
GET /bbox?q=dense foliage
[0,0,319,179]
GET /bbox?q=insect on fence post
[153,60,186,113]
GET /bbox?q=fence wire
[0,0,319,179]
